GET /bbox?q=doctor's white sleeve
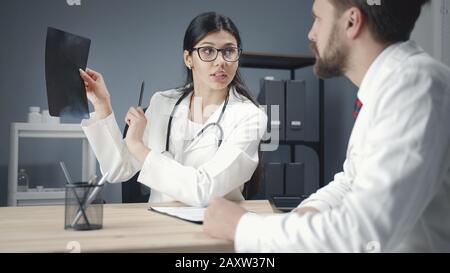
[296,162,354,212]
[235,72,450,252]
[137,109,268,207]
[81,98,155,183]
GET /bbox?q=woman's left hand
[124,107,150,162]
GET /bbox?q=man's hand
[203,197,247,241]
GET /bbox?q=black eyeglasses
[190,46,242,62]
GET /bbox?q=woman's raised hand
[79,68,112,120]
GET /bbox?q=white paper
[150,206,205,223]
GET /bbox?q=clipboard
[148,206,204,225]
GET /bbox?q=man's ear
[344,7,364,40]
[184,50,193,69]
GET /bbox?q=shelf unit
[240,51,325,188]
[8,122,97,206]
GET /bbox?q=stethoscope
[165,91,229,153]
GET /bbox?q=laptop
[270,195,309,212]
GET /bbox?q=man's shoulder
[367,43,450,114]
[397,43,450,86]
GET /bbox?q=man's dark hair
[329,0,431,43]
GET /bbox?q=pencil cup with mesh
[64,182,104,231]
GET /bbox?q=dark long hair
[181,12,262,199]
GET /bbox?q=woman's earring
[188,65,192,70]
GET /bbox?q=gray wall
[411,0,450,66]
[0,0,359,206]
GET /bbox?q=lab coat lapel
[169,93,191,161]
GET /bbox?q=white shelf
[16,191,65,200]
[13,122,87,138]
[8,122,97,206]
[16,190,66,206]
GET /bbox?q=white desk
[8,122,96,206]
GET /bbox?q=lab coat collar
[172,85,240,120]
[168,92,190,161]
[357,40,424,105]
[172,85,240,110]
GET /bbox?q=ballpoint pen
[138,81,145,107]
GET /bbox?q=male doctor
[203,0,450,252]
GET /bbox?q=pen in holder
[64,182,104,231]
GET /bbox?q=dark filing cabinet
[240,52,325,211]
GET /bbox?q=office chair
[242,150,264,200]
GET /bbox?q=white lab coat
[235,41,450,252]
[81,87,267,207]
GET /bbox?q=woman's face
[184,30,239,92]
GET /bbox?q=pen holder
[64,182,104,231]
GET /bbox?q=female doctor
[79,12,267,207]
